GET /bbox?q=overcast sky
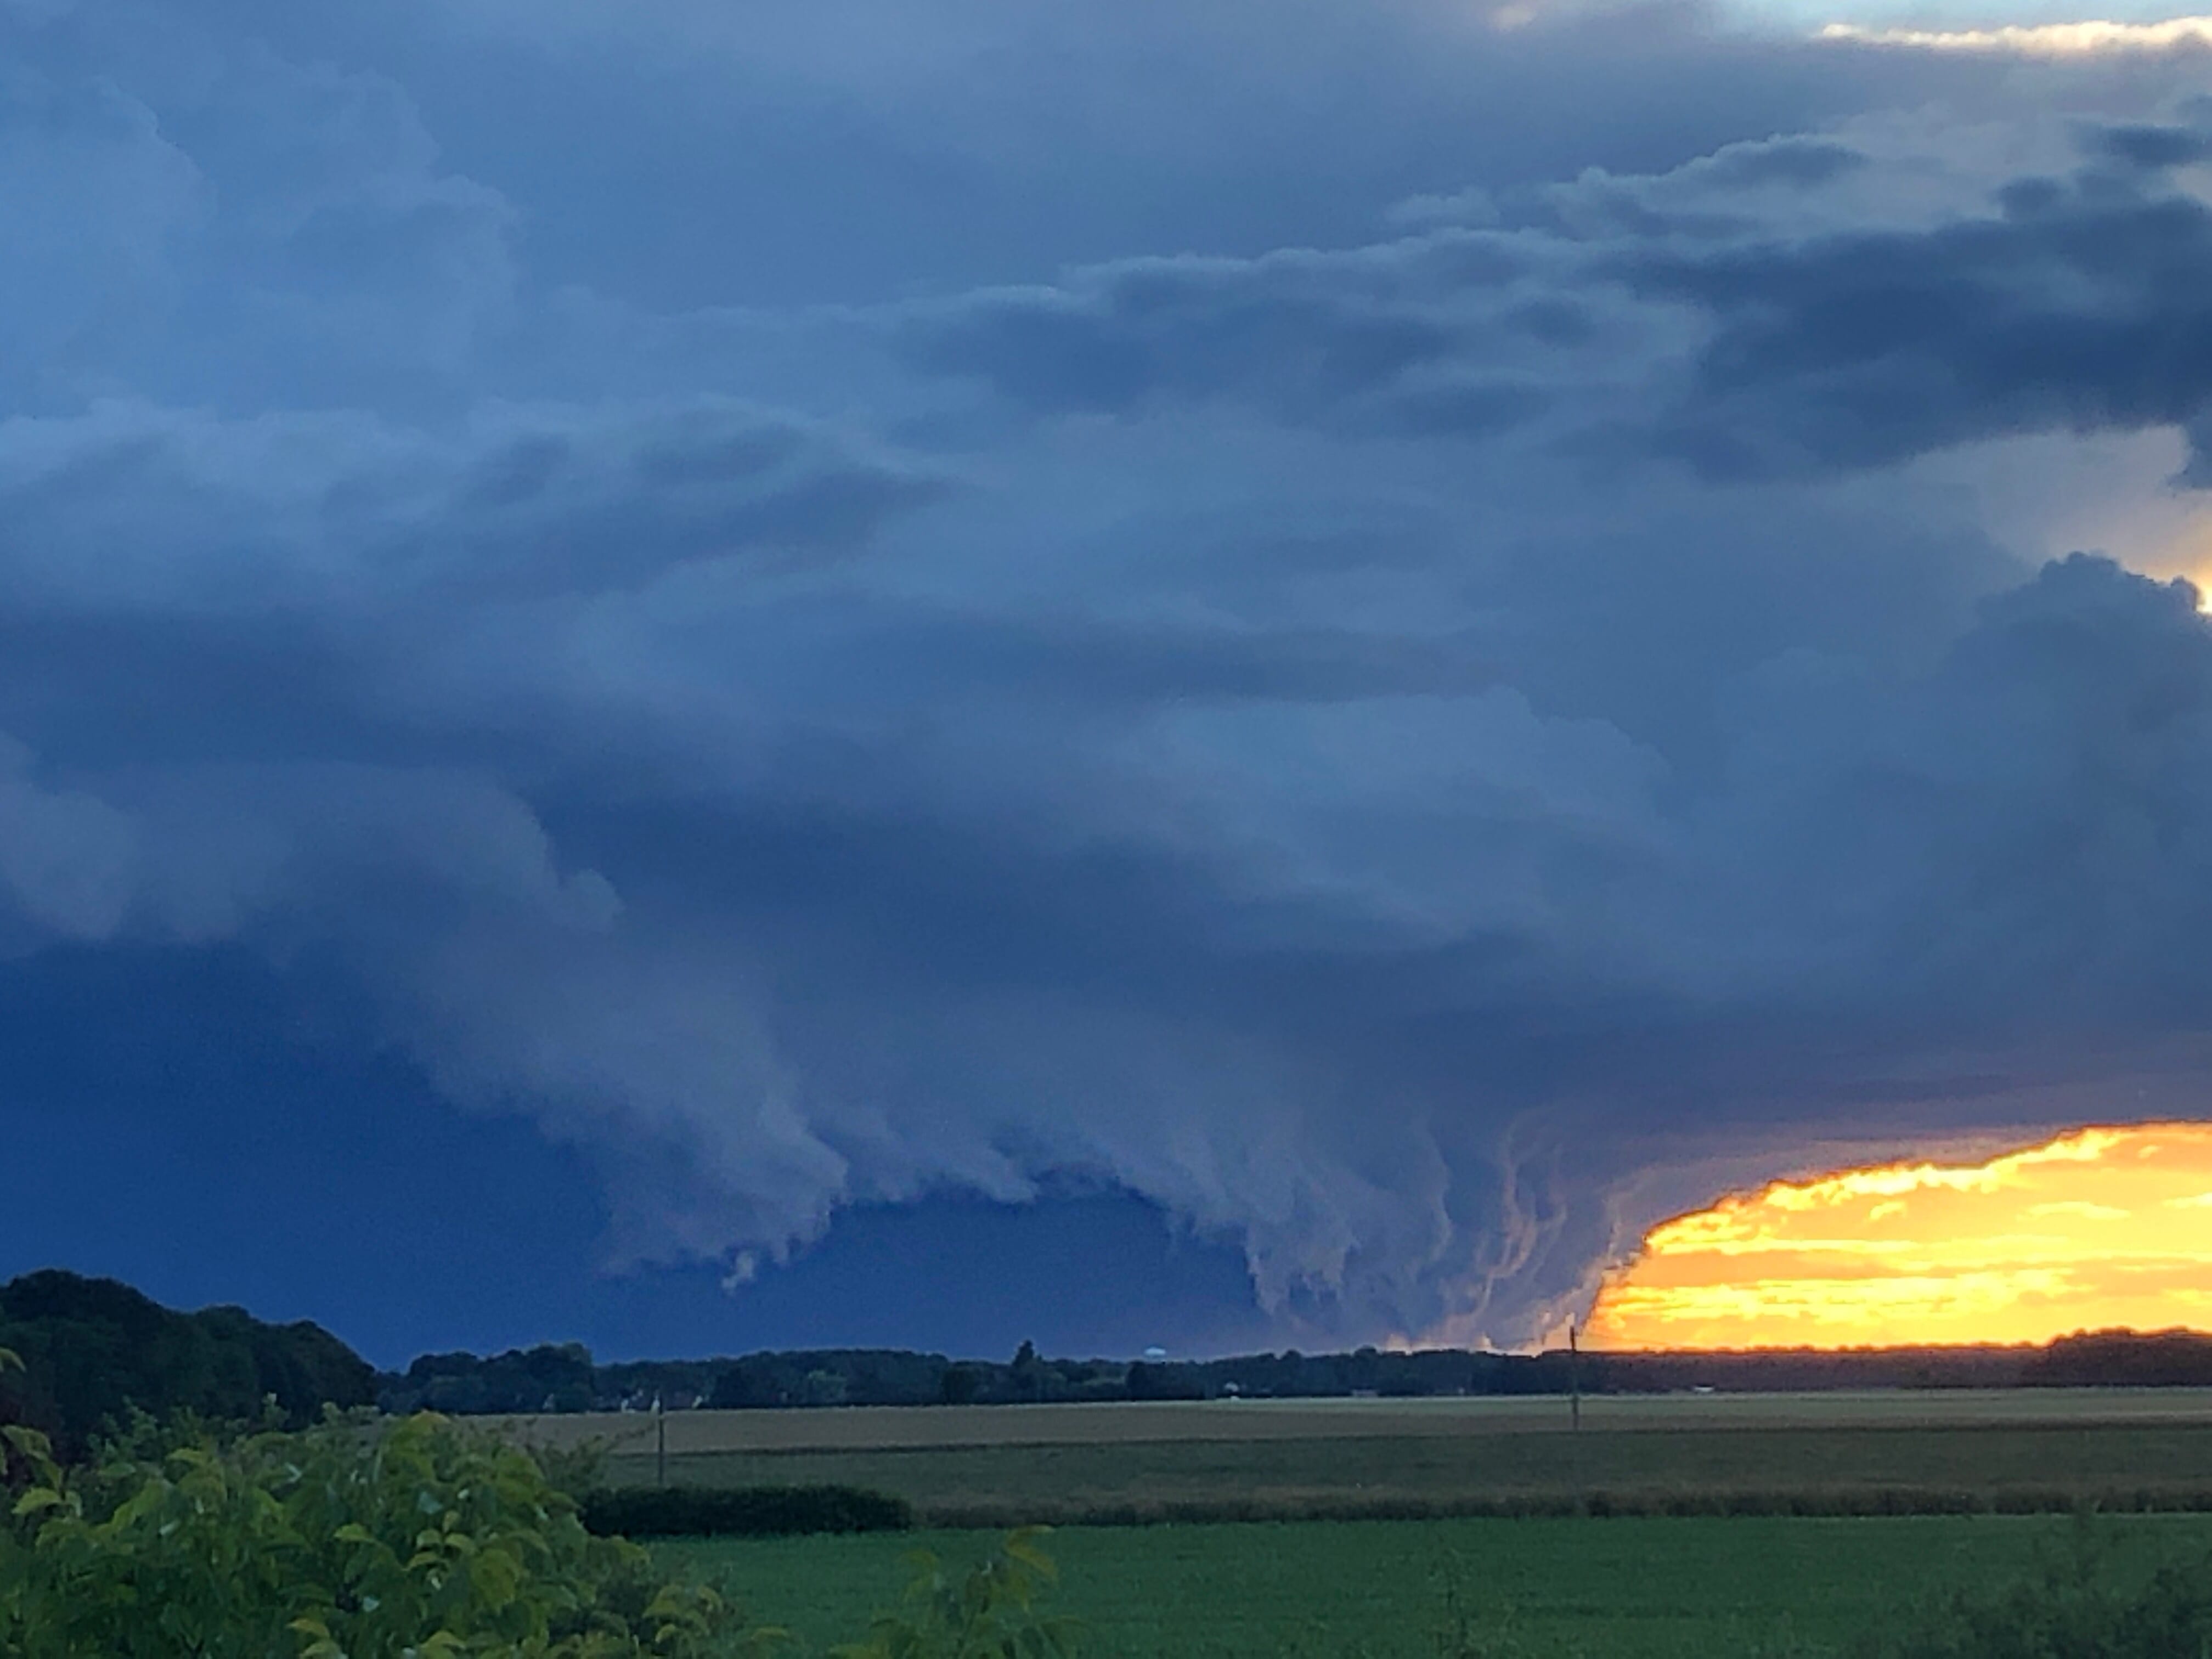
[7,0,2212,1365]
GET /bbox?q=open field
[504,1391,2212,1524]
[510,1389,2212,1455]
[658,1511,2212,1657]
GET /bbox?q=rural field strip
[658,1513,2212,1659]
[499,1387,2212,1457]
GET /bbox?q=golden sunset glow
[1586,1124,2212,1350]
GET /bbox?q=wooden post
[654,1394,667,1488]
[1568,1321,1582,1432]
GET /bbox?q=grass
[659,1511,2212,1658]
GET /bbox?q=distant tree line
[2022,1328,2212,1387]
[0,1271,376,1457]
[370,1330,2205,1416]
[382,1341,603,1415]
[375,1336,1583,1414]
[14,1268,2212,1456]
[372,1336,1135,1413]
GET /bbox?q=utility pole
[654,1394,667,1488]
[1568,1321,1582,1433]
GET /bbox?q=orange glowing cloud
[1586,1124,2212,1350]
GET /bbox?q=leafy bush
[582,1485,913,1539]
[2,1345,37,1493]
[831,1528,1077,1659]
[0,1410,750,1658]
[1863,1515,2212,1659]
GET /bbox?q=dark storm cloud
[2091,120,2212,171]
[336,0,2003,308]
[1624,156,2212,477]
[10,0,2212,1352]
[904,113,2212,481]
[906,250,1481,420]
[899,233,1609,445]
[0,400,936,616]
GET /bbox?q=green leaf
[1003,1532,1059,1581]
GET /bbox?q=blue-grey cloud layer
[8,0,2212,1349]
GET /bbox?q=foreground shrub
[0,1410,747,1658]
[583,1485,913,1539]
[1863,1516,2212,1659]
[831,1528,1077,1659]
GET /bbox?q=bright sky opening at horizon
[13,0,2212,1368]
[1589,1124,2212,1350]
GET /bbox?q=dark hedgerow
[581,1482,915,1538]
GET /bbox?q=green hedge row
[919,1485,2212,1529]
[580,1483,915,1538]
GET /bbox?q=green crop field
[512,1392,2212,1523]
[596,1398,2212,1651]
[658,1511,2212,1657]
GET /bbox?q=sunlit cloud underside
[1587,1124,2212,1350]
[1819,16,2212,52]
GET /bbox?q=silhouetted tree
[0,1272,375,1460]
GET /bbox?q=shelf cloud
[8,0,2212,1351]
